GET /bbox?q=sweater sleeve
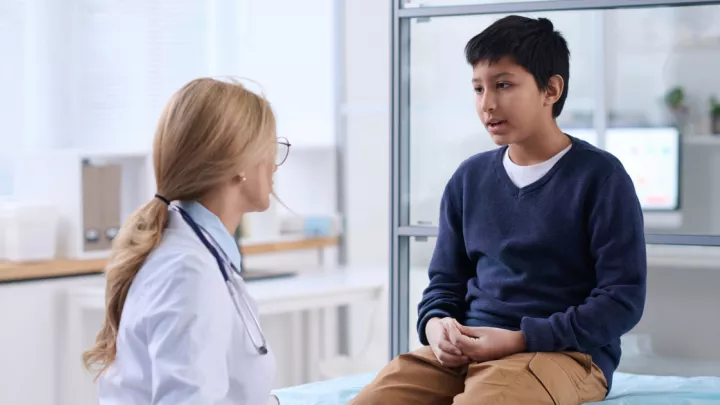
[416,171,475,346]
[520,168,647,353]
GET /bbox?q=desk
[0,235,338,283]
[56,267,387,405]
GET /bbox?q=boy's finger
[446,324,462,345]
[437,340,462,356]
[436,350,469,367]
[453,333,478,352]
[443,319,463,343]
[453,320,477,337]
[439,355,469,368]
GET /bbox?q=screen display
[605,127,680,211]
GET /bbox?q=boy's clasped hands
[425,317,527,367]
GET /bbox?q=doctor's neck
[198,196,244,236]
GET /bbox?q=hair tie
[154,194,170,205]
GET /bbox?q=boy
[350,15,647,405]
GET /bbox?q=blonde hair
[82,78,276,377]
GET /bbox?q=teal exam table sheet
[273,371,720,404]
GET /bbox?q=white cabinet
[0,275,104,405]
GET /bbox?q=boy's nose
[480,93,497,112]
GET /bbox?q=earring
[239,173,247,182]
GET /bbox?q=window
[400,2,720,242]
[391,0,720,367]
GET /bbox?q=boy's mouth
[487,120,507,130]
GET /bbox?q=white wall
[237,0,337,149]
[342,0,391,365]
[0,0,31,197]
[343,5,390,268]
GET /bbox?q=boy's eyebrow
[493,72,515,79]
[472,72,515,84]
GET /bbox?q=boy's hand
[446,320,526,362]
[425,317,471,368]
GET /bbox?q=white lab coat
[97,201,276,405]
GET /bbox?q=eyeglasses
[276,137,291,166]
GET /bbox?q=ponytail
[82,197,170,377]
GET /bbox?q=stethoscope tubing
[175,206,269,356]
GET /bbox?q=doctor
[82,78,289,404]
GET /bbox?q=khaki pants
[349,347,607,405]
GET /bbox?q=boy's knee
[457,352,606,405]
[349,347,466,404]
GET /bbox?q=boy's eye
[474,87,484,94]
[497,82,511,89]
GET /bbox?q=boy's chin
[489,133,515,146]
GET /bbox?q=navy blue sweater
[417,136,647,390]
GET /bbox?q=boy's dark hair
[465,15,570,118]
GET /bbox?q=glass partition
[604,4,720,237]
[406,3,720,236]
[391,0,720,371]
[409,9,599,226]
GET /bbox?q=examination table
[272,371,720,404]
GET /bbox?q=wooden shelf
[0,235,339,283]
[241,236,338,255]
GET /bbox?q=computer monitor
[605,127,681,211]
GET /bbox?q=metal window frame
[389,0,720,359]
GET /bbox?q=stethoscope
[174,205,269,356]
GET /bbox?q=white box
[0,202,59,262]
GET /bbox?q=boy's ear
[544,74,564,107]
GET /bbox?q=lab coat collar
[176,200,242,270]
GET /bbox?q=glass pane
[407,4,720,237]
[409,10,599,226]
[408,237,437,352]
[403,0,550,7]
[605,5,720,236]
